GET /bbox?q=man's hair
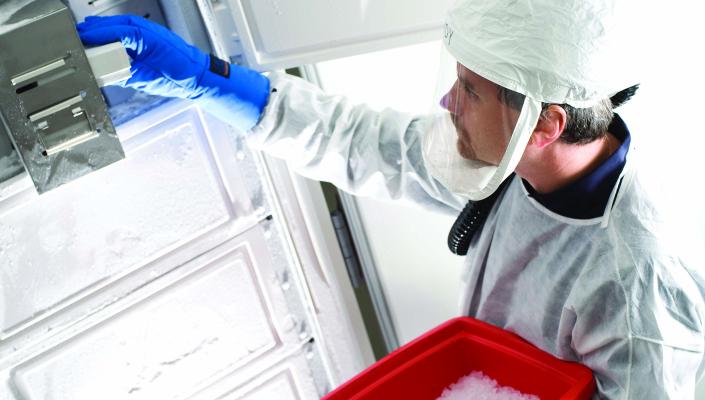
[497,85,640,144]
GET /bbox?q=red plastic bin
[323,317,595,400]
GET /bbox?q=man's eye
[463,85,479,99]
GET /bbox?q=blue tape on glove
[209,54,230,78]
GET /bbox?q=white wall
[616,3,705,233]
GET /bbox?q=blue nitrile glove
[77,15,270,132]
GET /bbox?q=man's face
[442,64,521,165]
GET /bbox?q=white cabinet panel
[214,356,319,400]
[199,0,455,70]
[237,371,305,400]
[6,221,330,399]
[0,103,258,337]
[12,238,276,399]
[6,224,325,400]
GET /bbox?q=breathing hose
[447,174,515,255]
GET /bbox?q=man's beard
[452,120,478,161]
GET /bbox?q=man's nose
[440,92,451,110]
[440,83,460,114]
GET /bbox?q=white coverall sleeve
[573,258,705,399]
[247,72,466,215]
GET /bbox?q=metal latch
[0,0,126,193]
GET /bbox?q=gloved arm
[78,16,464,213]
[248,72,467,215]
[77,15,270,132]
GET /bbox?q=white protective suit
[248,72,705,399]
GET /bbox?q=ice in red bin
[322,317,595,400]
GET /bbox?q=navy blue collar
[522,114,631,219]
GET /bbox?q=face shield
[422,48,542,201]
[427,0,643,201]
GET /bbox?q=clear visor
[422,47,542,200]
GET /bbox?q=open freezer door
[195,0,456,70]
[0,2,382,399]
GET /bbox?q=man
[78,0,704,397]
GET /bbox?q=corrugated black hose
[447,174,515,255]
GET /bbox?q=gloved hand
[77,15,270,132]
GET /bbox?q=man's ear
[529,105,566,148]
